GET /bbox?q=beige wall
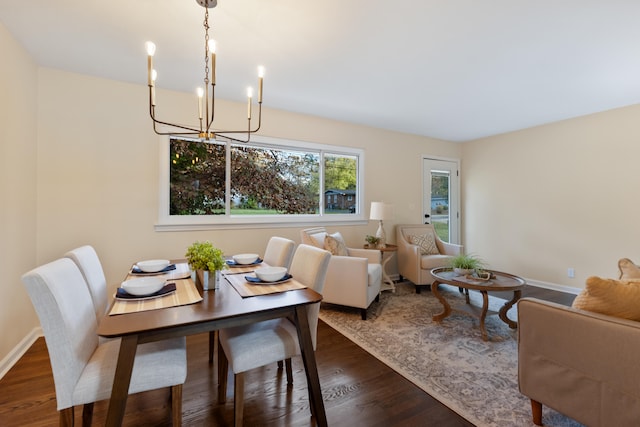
[461,104,640,288]
[1,19,459,364]
[0,24,39,365]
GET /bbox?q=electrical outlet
[567,268,575,278]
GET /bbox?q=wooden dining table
[97,262,328,427]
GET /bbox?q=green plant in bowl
[449,253,485,274]
[365,235,381,248]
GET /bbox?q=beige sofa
[396,224,462,292]
[518,297,640,426]
[300,228,382,320]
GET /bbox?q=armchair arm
[322,255,371,308]
[396,235,423,284]
[347,247,382,264]
[437,240,462,256]
[518,298,640,426]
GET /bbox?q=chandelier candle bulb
[197,87,204,120]
[258,66,264,103]
[247,87,253,119]
[208,40,216,85]
[145,41,155,86]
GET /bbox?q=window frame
[155,134,366,231]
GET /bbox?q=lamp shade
[370,202,393,220]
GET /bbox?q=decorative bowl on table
[232,253,260,265]
[136,259,171,273]
[121,277,166,296]
[255,266,288,282]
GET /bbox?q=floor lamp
[370,202,393,248]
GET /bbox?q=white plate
[244,274,292,285]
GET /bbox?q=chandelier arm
[214,106,262,135]
[150,106,201,133]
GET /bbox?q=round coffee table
[430,267,525,341]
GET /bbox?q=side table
[366,244,398,292]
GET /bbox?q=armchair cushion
[324,234,349,256]
[572,276,640,322]
[408,232,439,255]
[618,258,640,280]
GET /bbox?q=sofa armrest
[518,297,640,426]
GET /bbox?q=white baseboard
[0,327,43,380]
[524,278,582,295]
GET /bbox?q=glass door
[423,158,459,243]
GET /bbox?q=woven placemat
[109,278,202,315]
[223,273,306,298]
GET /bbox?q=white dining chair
[217,243,331,426]
[64,245,108,321]
[22,258,187,427]
[262,236,296,269]
[208,236,297,362]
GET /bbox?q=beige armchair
[518,297,640,426]
[396,224,462,293]
[300,227,382,320]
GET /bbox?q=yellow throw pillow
[618,258,640,280]
[408,232,439,255]
[324,234,349,256]
[572,276,640,321]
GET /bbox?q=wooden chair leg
[531,399,543,426]
[59,407,74,427]
[234,373,245,427]
[171,384,183,427]
[361,308,367,320]
[208,330,217,363]
[81,403,94,427]
[218,339,229,404]
[277,360,284,369]
[285,358,293,386]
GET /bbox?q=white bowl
[255,266,288,282]
[136,259,170,273]
[233,253,259,265]
[121,277,165,296]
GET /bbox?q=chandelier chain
[203,8,210,87]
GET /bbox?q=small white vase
[454,268,472,276]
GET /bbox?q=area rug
[318,282,584,427]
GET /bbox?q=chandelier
[145,0,264,142]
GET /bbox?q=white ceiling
[2,0,640,142]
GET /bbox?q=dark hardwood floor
[0,285,574,426]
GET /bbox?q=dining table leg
[105,334,139,427]
[294,305,327,427]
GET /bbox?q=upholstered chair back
[22,258,99,410]
[263,236,296,269]
[288,244,331,348]
[65,245,108,321]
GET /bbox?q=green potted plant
[365,235,381,249]
[449,253,485,275]
[185,241,226,291]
